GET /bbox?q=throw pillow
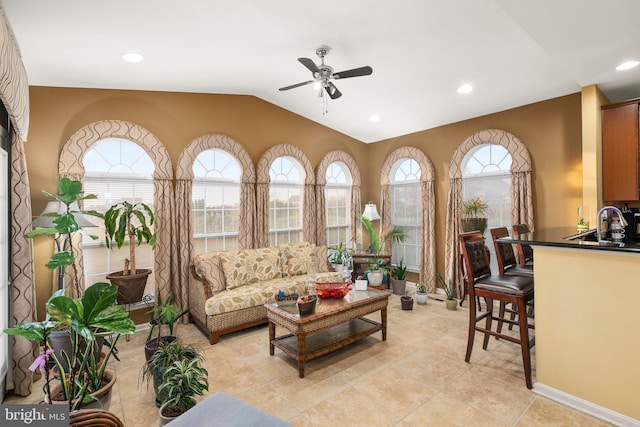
[252,247,283,281]
[219,250,259,290]
[193,253,227,294]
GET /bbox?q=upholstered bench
[168,391,291,426]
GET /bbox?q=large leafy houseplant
[104,201,156,303]
[27,177,101,296]
[4,282,135,411]
[144,292,190,360]
[4,178,135,412]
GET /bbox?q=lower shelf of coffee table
[272,317,382,363]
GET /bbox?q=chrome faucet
[596,205,628,242]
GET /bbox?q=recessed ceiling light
[369,115,380,123]
[457,84,473,94]
[616,60,639,71]
[122,52,144,63]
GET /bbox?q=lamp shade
[362,203,381,221]
[32,200,97,228]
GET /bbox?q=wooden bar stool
[512,224,534,267]
[459,231,535,389]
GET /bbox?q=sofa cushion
[193,252,227,293]
[278,242,310,276]
[219,250,260,290]
[203,272,342,316]
[252,246,283,282]
[284,244,316,276]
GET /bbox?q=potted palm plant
[461,197,489,234]
[390,258,408,295]
[104,200,156,304]
[157,358,209,426]
[360,215,406,286]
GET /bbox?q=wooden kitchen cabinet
[602,98,640,201]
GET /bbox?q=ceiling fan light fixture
[122,52,144,63]
[616,60,639,71]
[369,115,380,123]
[457,84,473,94]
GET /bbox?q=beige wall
[26,87,583,317]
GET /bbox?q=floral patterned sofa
[189,242,341,344]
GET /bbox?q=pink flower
[29,349,54,373]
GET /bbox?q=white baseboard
[533,382,640,427]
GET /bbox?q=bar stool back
[459,231,536,389]
[490,227,533,277]
[512,224,534,266]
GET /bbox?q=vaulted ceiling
[2,0,639,143]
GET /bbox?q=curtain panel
[2,9,34,396]
[379,146,436,291]
[445,129,534,301]
[256,144,315,246]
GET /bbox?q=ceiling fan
[279,45,373,100]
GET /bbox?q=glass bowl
[315,282,351,299]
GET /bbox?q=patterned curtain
[315,151,361,249]
[314,183,327,246]
[445,129,534,301]
[174,134,255,318]
[2,9,35,396]
[58,120,175,301]
[256,144,315,246]
[379,147,436,291]
[10,134,38,396]
[154,178,177,309]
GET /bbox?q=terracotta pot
[48,369,116,411]
[106,269,151,304]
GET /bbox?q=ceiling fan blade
[325,82,342,99]
[333,66,373,79]
[298,57,319,73]
[279,80,314,91]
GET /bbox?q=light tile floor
[5,294,613,426]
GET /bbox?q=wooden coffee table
[265,289,390,378]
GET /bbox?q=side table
[350,253,391,287]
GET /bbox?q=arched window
[269,156,304,245]
[461,143,512,271]
[192,148,241,252]
[325,161,352,247]
[82,138,155,294]
[390,158,421,269]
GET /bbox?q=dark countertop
[500,227,640,254]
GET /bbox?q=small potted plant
[415,282,428,305]
[104,200,156,304]
[145,292,190,361]
[461,197,489,234]
[157,358,209,426]
[400,291,414,310]
[436,272,462,311]
[391,258,408,295]
[327,242,352,273]
[142,339,201,406]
